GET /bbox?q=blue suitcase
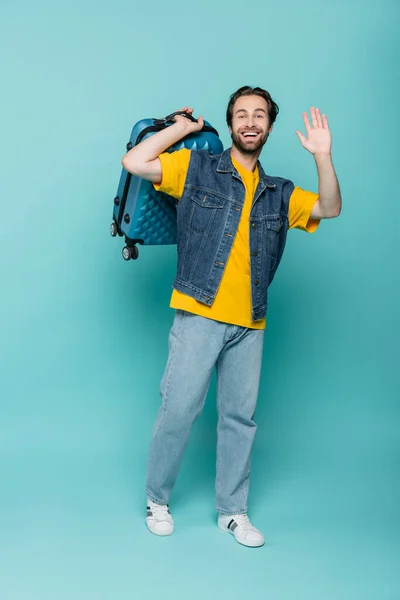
[110,111,224,261]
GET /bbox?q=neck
[230,145,261,172]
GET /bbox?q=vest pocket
[190,192,225,233]
[264,216,282,263]
[191,192,225,209]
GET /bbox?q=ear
[268,125,273,134]
[228,126,232,135]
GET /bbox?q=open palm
[296,107,331,155]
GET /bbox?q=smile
[240,131,261,140]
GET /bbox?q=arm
[296,107,342,219]
[121,107,204,183]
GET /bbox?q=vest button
[252,251,258,257]
[251,223,256,229]
[255,279,260,285]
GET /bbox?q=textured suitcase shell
[111,117,224,261]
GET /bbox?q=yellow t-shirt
[154,148,320,329]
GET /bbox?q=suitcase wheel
[122,245,139,261]
[110,222,118,237]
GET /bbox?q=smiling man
[122,85,342,548]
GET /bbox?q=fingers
[315,108,323,128]
[303,112,312,134]
[295,130,307,146]
[309,107,325,129]
[322,113,329,130]
[311,107,318,129]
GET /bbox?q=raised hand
[173,106,204,134]
[296,107,332,156]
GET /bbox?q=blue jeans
[145,310,265,515]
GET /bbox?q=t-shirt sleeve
[288,186,320,233]
[153,148,191,200]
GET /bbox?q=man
[122,86,341,548]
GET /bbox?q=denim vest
[173,148,295,321]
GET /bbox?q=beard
[231,129,269,155]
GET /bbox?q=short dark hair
[226,86,279,128]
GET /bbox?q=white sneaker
[218,513,265,547]
[146,499,174,536]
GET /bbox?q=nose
[242,114,257,129]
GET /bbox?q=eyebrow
[235,108,267,115]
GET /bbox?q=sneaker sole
[146,521,174,537]
[217,523,265,548]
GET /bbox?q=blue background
[0,0,399,598]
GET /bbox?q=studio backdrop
[0,1,398,599]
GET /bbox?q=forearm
[121,121,188,173]
[314,153,342,217]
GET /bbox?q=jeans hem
[146,490,168,505]
[217,507,248,516]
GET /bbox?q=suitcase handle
[154,111,198,125]
[135,114,219,145]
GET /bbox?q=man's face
[229,95,272,155]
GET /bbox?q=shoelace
[233,514,254,532]
[151,503,171,521]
